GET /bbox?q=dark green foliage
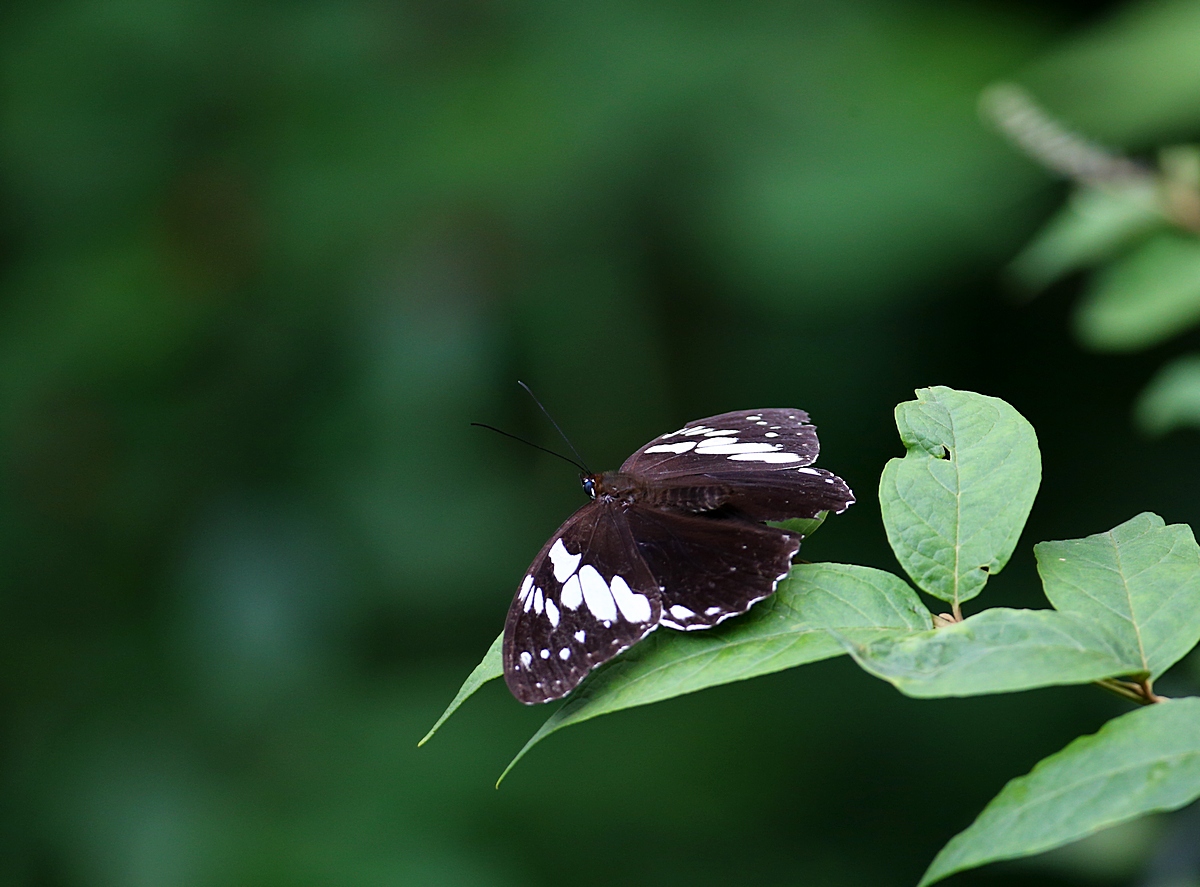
[6,1,1200,885]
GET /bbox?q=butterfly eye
[582,477,596,498]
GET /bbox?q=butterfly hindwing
[620,408,855,520]
[713,466,855,521]
[626,506,800,630]
[503,501,663,704]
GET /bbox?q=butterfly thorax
[584,471,729,513]
[584,471,640,505]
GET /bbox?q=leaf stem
[1093,677,1167,705]
[951,602,963,622]
[1137,677,1165,704]
[1094,678,1146,704]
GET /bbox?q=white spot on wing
[702,428,739,436]
[520,651,532,667]
[545,598,560,627]
[519,575,534,602]
[560,574,583,610]
[533,588,544,615]
[549,538,581,582]
[540,649,550,659]
[729,452,803,463]
[574,629,586,642]
[579,565,618,622]
[644,441,696,454]
[697,441,779,455]
[797,467,821,475]
[663,425,715,438]
[695,437,740,448]
[609,575,652,622]
[705,606,721,616]
[765,432,778,438]
[669,604,695,620]
[559,648,571,660]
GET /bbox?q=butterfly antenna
[517,381,592,474]
[470,423,589,474]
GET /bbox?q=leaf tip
[917,854,955,887]
[495,761,516,789]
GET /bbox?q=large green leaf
[838,608,1137,697]
[1076,231,1200,352]
[497,563,931,783]
[920,697,1200,886]
[879,387,1040,610]
[1035,512,1200,680]
[1134,352,1200,435]
[1009,184,1164,292]
[418,633,503,747]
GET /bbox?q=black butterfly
[504,408,854,704]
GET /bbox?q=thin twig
[980,83,1152,187]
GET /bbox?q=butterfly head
[581,471,639,504]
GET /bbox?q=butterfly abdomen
[639,482,730,513]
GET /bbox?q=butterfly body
[584,470,730,513]
[503,408,854,704]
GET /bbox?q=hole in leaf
[939,446,951,460]
[979,565,990,573]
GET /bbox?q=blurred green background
[4,0,1200,885]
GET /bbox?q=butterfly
[504,408,854,704]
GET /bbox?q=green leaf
[879,387,1041,609]
[1009,184,1164,292]
[497,563,931,784]
[920,697,1200,886]
[1134,352,1200,435]
[770,509,827,538]
[1076,231,1200,352]
[1035,512,1200,679]
[418,632,503,747]
[838,608,1137,698]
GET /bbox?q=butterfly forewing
[622,408,854,520]
[621,408,819,478]
[626,506,800,630]
[503,501,662,704]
